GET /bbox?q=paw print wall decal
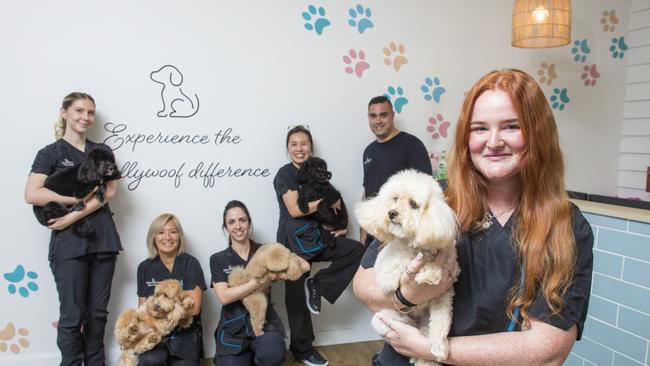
[421,77,446,103]
[610,36,628,59]
[571,39,591,63]
[537,62,557,86]
[348,4,374,34]
[601,10,619,32]
[384,86,408,113]
[0,323,29,354]
[302,5,331,36]
[343,49,370,78]
[581,64,600,87]
[383,42,408,72]
[550,88,570,111]
[3,265,39,298]
[427,114,450,139]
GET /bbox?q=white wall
[0,1,633,364]
[617,0,650,200]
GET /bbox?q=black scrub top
[361,203,594,339]
[273,163,326,259]
[31,139,122,261]
[210,241,285,355]
[137,252,207,360]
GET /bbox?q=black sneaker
[304,277,321,314]
[300,350,329,366]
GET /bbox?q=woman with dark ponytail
[210,200,300,366]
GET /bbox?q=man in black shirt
[361,96,433,245]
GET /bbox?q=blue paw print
[570,39,591,63]
[550,88,570,111]
[384,86,409,113]
[609,36,628,59]
[421,77,446,103]
[3,265,39,298]
[302,5,331,35]
[348,4,374,34]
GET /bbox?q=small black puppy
[296,157,348,246]
[33,146,121,237]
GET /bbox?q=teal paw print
[384,86,409,113]
[303,5,330,36]
[550,88,570,111]
[421,76,446,103]
[348,4,374,34]
[4,265,38,298]
[609,36,628,59]
[570,39,591,63]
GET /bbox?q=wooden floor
[203,340,383,365]
[282,340,383,365]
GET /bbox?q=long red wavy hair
[446,69,576,325]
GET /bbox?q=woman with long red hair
[355,69,593,365]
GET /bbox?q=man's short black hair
[368,95,393,110]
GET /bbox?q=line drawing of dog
[150,64,200,118]
[32,146,120,237]
[114,279,194,366]
[355,170,458,366]
[227,243,309,337]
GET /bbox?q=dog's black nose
[388,210,398,220]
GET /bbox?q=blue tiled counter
[565,200,650,366]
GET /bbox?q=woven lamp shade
[512,0,572,48]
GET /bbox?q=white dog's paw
[410,357,440,366]
[429,339,449,362]
[415,263,442,285]
[371,314,392,336]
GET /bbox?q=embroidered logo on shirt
[146,278,184,287]
[223,265,233,274]
[364,157,372,165]
[61,159,74,167]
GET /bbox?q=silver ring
[405,269,415,277]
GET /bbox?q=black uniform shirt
[210,241,284,337]
[31,139,122,260]
[136,252,207,360]
[361,204,594,339]
[362,131,432,198]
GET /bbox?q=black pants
[285,236,364,360]
[213,330,285,366]
[138,343,199,366]
[372,343,410,366]
[50,253,116,366]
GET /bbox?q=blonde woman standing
[25,92,122,366]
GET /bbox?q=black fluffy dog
[33,146,121,238]
[296,157,348,247]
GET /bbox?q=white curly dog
[356,170,458,366]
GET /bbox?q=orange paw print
[383,42,408,72]
[0,323,30,354]
[537,62,557,86]
[601,9,619,32]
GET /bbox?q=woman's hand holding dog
[376,312,436,359]
[398,243,459,306]
[47,210,82,231]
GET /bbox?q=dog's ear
[168,66,183,86]
[77,152,101,183]
[283,254,309,281]
[355,196,394,243]
[413,189,458,250]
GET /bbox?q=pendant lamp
[512,0,572,48]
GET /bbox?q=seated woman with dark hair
[211,200,303,366]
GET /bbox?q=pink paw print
[343,49,370,78]
[581,64,600,87]
[426,114,450,139]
